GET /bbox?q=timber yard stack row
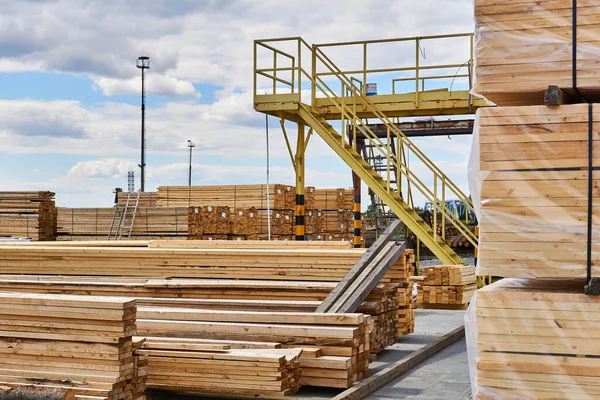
[0,240,415,397]
[468,1,600,398]
[49,184,364,243]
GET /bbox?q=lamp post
[136,55,150,192]
[187,140,196,187]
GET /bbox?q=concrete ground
[148,309,471,400]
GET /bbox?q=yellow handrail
[253,34,478,248]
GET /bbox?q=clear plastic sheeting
[465,278,600,399]
[473,0,600,106]
[469,103,600,279]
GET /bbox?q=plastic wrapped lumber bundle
[466,278,600,399]
[0,292,144,400]
[471,103,600,278]
[474,0,600,106]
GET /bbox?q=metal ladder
[108,190,141,240]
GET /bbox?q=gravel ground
[419,254,475,267]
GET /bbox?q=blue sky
[0,0,477,207]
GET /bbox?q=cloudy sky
[0,0,477,207]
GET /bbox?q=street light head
[136,56,150,69]
[187,140,196,148]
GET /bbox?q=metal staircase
[254,34,486,264]
[108,190,141,240]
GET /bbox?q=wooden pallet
[475,278,600,399]
[474,0,600,106]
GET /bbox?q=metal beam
[364,119,474,138]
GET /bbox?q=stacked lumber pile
[313,188,354,210]
[476,104,600,278]
[0,191,57,241]
[57,207,190,241]
[138,337,302,397]
[136,310,371,389]
[117,192,157,207]
[305,209,323,234]
[0,241,415,391]
[469,8,600,395]
[157,184,293,209]
[473,278,600,399]
[0,292,145,400]
[231,207,259,235]
[0,245,405,281]
[474,0,600,106]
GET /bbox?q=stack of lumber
[137,337,302,397]
[0,191,57,241]
[157,184,293,209]
[305,209,324,234]
[473,278,600,399]
[258,210,294,236]
[117,192,157,207]
[0,292,145,400]
[417,266,476,307]
[136,310,371,389]
[474,0,600,106]
[322,210,354,233]
[0,245,409,281]
[314,188,354,210]
[57,207,190,241]
[231,207,259,235]
[476,104,600,278]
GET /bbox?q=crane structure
[253,33,489,265]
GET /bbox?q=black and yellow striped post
[295,123,306,241]
[295,193,305,241]
[352,139,363,248]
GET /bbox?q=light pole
[136,55,150,192]
[187,140,195,187]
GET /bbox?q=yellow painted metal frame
[253,34,486,264]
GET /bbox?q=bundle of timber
[313,188,354,210]
[117,192,157,207]
[231,207,259,235]
[0,292,145,400]
[305,209,323,234]
[196,206,231,235]
[157,184,293,209]
[474,0,600,106]
[57,207,190,241]
[136,310,371,389]
[0,191,57,241]
[322,210,354,233]
[258,210,294,236]
[304,186,316,209]
[467,278,600,399]
[417,266,476,307]
[473,104,600,278]
[137,337,302,397]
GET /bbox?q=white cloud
[93,74,199,98]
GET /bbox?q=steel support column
[295,123,306,241]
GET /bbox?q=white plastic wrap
[466,278,600,399]
[473,0,600,106]
[471,103,599,279]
